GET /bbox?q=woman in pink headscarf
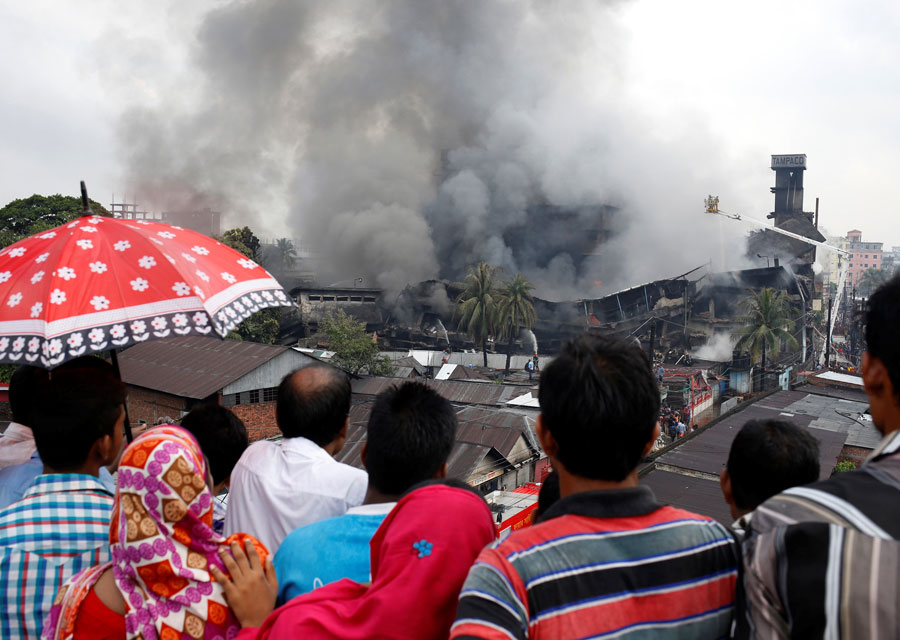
[216,481,496,640]
[42,426,272,640]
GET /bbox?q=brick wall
[836,444,871,468]
[126,386,188,427]
[231,402,279,441]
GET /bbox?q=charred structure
[746,154,825,276]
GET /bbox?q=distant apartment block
[825,230,884,289]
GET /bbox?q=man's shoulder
[279,511,381,554]
[754,464,900,536]
[235,439,278,465]
[281,512,355,547]
[493,504,727,554]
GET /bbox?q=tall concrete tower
[769,154,811,226]
[747,153,823,266]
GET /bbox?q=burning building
[109,198,221,238]
[746,154,825,274]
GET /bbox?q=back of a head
[180,404,249,486]
[366,381,457,495]
[865,275,900,403]
[535,471,561,521]
[538,333,660,481]
[31,367,126,471]
[9,365,49,425]
[727,419,820,511]
[276,365,351,445]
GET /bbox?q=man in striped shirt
[0,366,125,639]
[736,275,900,638]
[452,334,740,640]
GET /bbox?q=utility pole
[647,321,656,362]
[682,283,689,353]
[825,296,833,368]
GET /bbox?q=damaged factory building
[279,154,821,396]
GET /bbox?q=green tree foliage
[859,268,890,298]
[221,226,261,261]
[228,309,281,344]
[454,262,500,368]
[220,226,280,344]
[733,287,798,388]
[832,459,858,475]
[320,309,394,376]
[0,194,112,248]
[0,364,17,383]
[496,273,537,374]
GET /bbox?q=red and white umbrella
[0,215,293,368]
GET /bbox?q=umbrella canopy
[0,215,294,367]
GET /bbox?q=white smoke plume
[694,332,736,362]
[108,0,758,296]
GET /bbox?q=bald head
[276,365,351,445]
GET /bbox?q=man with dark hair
[0,365,48,471]
[0,357,117,509]
[453,334,739,639]
[225,364,367,552]
[737,275,900,637]
[273,380,456,601]
[0,366,125,639]
[720,419,820,535]
[180,404,249,535]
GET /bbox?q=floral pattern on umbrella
[0,216,293,367]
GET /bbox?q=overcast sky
[1,0,898,251]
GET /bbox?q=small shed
[117,336,319,440]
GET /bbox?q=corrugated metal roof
[446,443,493,481]
[334,395,538,482]
[351,377,511,406]
[658,390,850,480]
[814,371,864,387]
[641,471,734,526]
[390,356,425,375]
[435,364,456,380]
[118,337,290,399]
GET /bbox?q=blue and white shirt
[0,473,114,639]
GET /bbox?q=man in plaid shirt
[0,365,126,639]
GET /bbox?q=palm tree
[454,262,500,368]
[275,238,298,270]
[859,268,889,298]
[496,273,537,374]
[733,287,798,391]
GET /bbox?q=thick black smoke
[112,0,754,298]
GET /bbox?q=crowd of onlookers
[0,274,898,639]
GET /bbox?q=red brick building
[117,336,319,441]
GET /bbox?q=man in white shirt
[273,380,457,602]
[225,364,368,552]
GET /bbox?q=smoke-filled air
[112,0,759,298]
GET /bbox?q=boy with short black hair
[720,418,820,535]
[180,404,249,534]
[453,334,740,639]
[0,366,126,638]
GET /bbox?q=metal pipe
[109,349,135,443]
